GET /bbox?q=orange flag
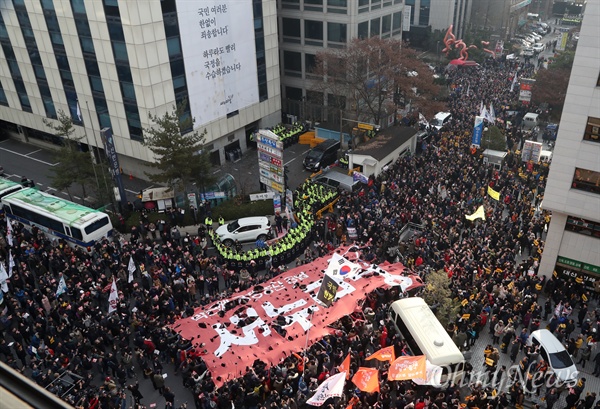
[365,345,396,363]
[388,355,426,381]
[346,396,360,409]
[338,353,351,380]
[352,367,380,393]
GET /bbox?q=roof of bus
[2,188,106,225]
[0,177,23,191]
[391,297,464,365]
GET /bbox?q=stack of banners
[306,371,347,406]
[388,355,427,381]
[170,246,423,386]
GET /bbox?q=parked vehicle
[431,112,452,130]
[313,170,361,193]
[522,48,535,57]
[527,329,578,386]
[215,216,272,246]
[303,139,341,172]
[532,43,545,53]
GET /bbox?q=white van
[527,329,578,386]
[389,297,465,387]
[540,150,552,164]
[523,113,539,130]
[431,112,452,130]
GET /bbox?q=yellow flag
[465,205,486,221]
[487,185,500,201]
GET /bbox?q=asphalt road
[0,138,151,207]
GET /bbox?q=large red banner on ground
[171,247,422,386]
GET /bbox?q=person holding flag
[108,277,119,314]
[56,274,68,298]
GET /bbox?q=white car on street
[532,43,545,53]
[215,216,272,246]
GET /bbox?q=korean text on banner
[306,372,346,406]
[388,355,427,381]
[471,116,484,147]
[487,185,500,201]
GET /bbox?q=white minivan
[527,329,578,386]
[431,112,452,130]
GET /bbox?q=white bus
[389,297,465,387]
[2,188,113,247]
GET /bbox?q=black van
[303,139,340,172]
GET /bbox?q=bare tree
[310,37,443,124]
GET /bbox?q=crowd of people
[1,55,599,409]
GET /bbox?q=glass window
[121,82,136,100]
[306,90,323,104]
[163,17,179,37]
[167,37,181,57]
[583,117,600,143]
[116,64,133,83]
[75,19,91,37]
[565,216,600,238]
[173,75,186,91]
[71,0,87,15]
[50,32,63,45]
[382,14,391,33]
[327,22,347,43]
[327,0,346,5]
[305,53,316,74]
[90,76,104,93]
[305,0,322,3]
[370,18,380,36]
[359,0,369,5]
[304,20,323,40]
[284,51,302,72]
[84,216,110,235]
[282,18,301,37]
[112,41,128,61]
[286,86,303,101]
[80,37,95,54]
[572,168,600,194]
[107,22,124,40]
[358,21,369,38]
[393,12,402,31]
[170,60,185,77]
[419,0,430,26]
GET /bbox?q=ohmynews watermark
[433,363,579,393]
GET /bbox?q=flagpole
[77,99,100,192]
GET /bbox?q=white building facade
[539,0,600,291]
[0,0,281,173]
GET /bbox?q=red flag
[338,353,351,380]
[365,345,395,363]
[346,396,360,409]
[351,367,380,393]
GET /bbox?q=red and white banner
[171,246,422,386]
[306,371,347,406]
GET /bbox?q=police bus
[2,188,113,247]
[389,297,465,387]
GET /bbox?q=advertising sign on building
[257,130,284,193]
[176,1,259,126]
[100,128,127,205]
[555,256,600,292]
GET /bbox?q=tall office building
[539,0,600,291]
[0,0,281,172]
[278,0,406,121]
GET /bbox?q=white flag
[418,113,429,128]
[56,275,67,298]
[484,106,495,124]
[306,372,346,406]
[478,101,484,115]
[489,103,496,124]
[0,262,9,293]
[128,256,136,283]
[6,218,13,247]
[510,73,518,92]
[108,277,118,313]
[76,100,83,122]
[8,250,15,278]
[479,104,488,119]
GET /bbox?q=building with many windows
[539,0,600,291]
[0,0,281,171]
[278,0,406,122]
